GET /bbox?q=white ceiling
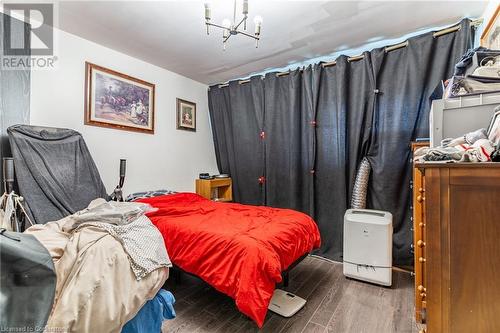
[57,1,488,85]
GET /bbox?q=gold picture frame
[85,62,155,134]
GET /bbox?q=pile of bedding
[139,193,321,327]
[25,199,171,333]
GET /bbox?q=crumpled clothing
[64,199,171,279]
[441,128,488,147]
[415,138,496,163]
[64,199,156,229]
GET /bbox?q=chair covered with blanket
[7,124,108,224]
[3,124,175,333]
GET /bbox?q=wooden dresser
[413,162,500,333]
[411,142,429,324]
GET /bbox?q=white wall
[30,28,219,195]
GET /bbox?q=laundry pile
[68,199,171,279]
[415,128,498,163]
[23,199,171,333]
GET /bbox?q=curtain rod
[385,40,408,53]
[217,18,482,84]
[433,25,460,38]
[276,71,290,77]
[322,60,336,68]
[348,55,364,62]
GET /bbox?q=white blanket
[25,205,169,332]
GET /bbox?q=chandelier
[204,0,263,50]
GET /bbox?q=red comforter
[139,193,320,327]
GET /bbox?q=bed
[138,192,321,327]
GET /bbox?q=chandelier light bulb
[243,0,248,15]
[254,15,262,35]
[204,1,212,21]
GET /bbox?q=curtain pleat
[264,69,310,212]
[301,64,323,217]
[208,77,265,205]
[207,19,474,264]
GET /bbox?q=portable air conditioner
[343,209,393,286]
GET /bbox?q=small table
[195,177,232,202]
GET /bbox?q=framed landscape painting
[176,98,196,132]
[85,62,155,134]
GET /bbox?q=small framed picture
[176,98,196,132]
[487,110,500,146]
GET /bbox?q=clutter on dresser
[415,127,496,163]
[421,103,500,163]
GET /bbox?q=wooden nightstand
[195,178,232,202]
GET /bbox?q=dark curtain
[208,76,265,205]
[208,19,474,264]
[314,55,375,260]
[0,13,30,187]
[264,69,310,213]
[366,19,474,264]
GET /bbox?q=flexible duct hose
[351,157,371,209]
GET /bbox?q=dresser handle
[417,195,425,203]
[419,187,425,193]
[419,257,426,263]
[419,222,425,228]
[417,285,427,292]
[417,240,425,247]
[420,292,426,298]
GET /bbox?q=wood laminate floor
[162,256,424,333]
